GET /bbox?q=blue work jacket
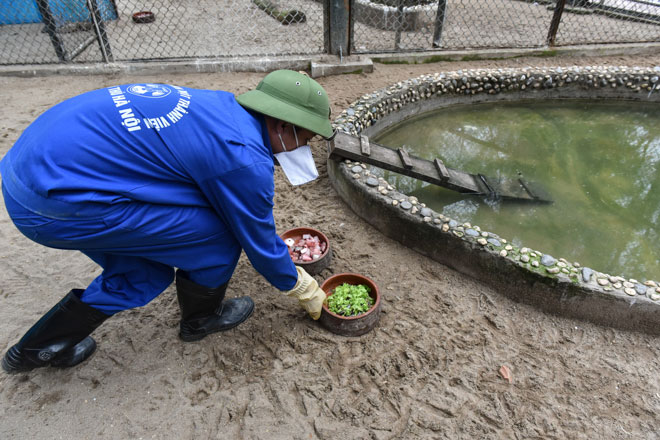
[0,83,298,291]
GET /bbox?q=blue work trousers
[3,186,241,314]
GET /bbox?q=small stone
[485,238,501,248]
[573,262,580,268]
[623,281,634,288]
[547,267,560,274]
[380,189,388,195]
[392,200,398,206]
[481,231,488,237]
[624,288,637,296]
[400,201,412,210]
[423,216,431,223]
[521,254,530,263]
[411,207,418,215]
[465,228,479,237]
[352,174,361,180]
[366,177,379,187]
[421,207,433,217]
[650,292,660,301]
[441,223,449,232]
[541,255,557,267]
[644,280,657,287]
[561,268,569,274]
[557,261,567,268]
[521,247,529,254]
[597,278,609,286]
[635,284,647,295]
[532,261,539,267]
[448,220,458,228]
[613,282,623,289]
[499,250,508,257]
[351,165,363,174]
[505,245,513,251]
[477,238,488,245]
[582,267,593,282]
[433,218,441,224]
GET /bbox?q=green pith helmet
[236,70,334,139]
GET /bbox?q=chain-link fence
[0,0,327,64]
[0,0,658,65]
[352,0,660,52]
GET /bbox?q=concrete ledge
[0,55,314,78]
[0,43,658,78]
[311,56,374,78]
[328,65,660,334]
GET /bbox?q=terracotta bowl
[319,273,381,337]
[132,11,155,23]
[280,227,332,276]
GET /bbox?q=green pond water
[372,100,660,282]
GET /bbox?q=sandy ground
[1,54,660,439]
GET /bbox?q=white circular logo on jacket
[126,84,172,98]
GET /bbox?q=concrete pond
[328,65,660,334]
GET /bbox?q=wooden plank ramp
[329,131,552,203]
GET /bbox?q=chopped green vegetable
[326,283,374,317]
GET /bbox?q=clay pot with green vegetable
[319,273,381,336]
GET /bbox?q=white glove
[283,266,326,320]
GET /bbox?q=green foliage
[326,283,374,317]
[422,55,454,63]
[534,50,558,57]
[376,59,410,65]
[342,69,364,75]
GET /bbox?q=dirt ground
[1,54,660,439]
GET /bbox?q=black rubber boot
[176,270,254,342]
[2,289,109,374]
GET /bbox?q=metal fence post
[394,0,404,50]
[35,0,67,61]
[547,0,568,46]
[432,0,447,48]
[327,0,350,56]
[87,0,114,62]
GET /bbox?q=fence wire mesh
[0,0,326,64]
[351,0,660,52]
[0,0,658,65]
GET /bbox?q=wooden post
[546,0,567,47]
[327,0,350,57]
[432,0,447,48]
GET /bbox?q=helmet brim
[237,89,334,139]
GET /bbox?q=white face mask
[274,126,318,186]
[274,146,318,186]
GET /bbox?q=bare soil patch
[1,53,659,439]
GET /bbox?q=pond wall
[328,65,660,334]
